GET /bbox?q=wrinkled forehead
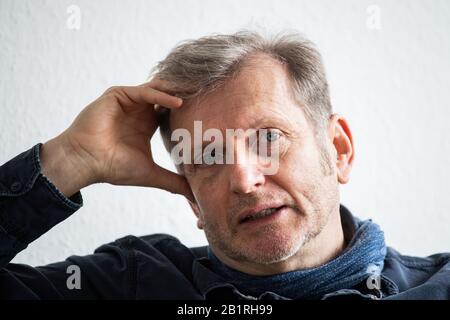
[169,57,307,133]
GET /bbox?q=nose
[228,156,266,195]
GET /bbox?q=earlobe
[329,114,355,184]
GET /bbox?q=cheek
[192,179,227,221]
[280,142,320,180]
[274,143,327,206]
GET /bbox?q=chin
[238,229,308,265]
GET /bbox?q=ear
[327,114,355,184]
[187,199,204,230]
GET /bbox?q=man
[0,30,449,300]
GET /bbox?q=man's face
[170,55,340,268]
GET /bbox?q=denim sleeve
[0,143,83,267]
[0,144,135,299]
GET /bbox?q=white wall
[1,0,449,266]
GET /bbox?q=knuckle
[104,86,122,95]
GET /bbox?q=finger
[149,165,195,202]
[145,76,178,94]
[145,78,180,113]
[114,85,183,110]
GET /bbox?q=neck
[214,205,345,276]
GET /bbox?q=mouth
[239,205,288,225]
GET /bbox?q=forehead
[169,55,307,132]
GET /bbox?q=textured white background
[1,0,449,266]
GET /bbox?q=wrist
[40,134,97,197]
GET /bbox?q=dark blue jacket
[1,144,449,300]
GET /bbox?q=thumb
[149,165,195,202]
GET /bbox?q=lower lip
[239,206,288,228]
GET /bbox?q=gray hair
[151,30,332,154]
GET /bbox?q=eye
[257,129,282,144]
[203,149,216,164]
[253,129,284,158]
[195,148,224,167]
[264,130,281,142]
